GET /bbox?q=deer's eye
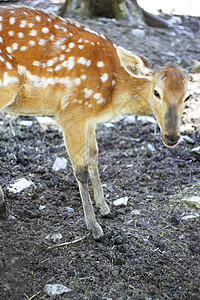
[154,89,161,99]
[184,95,191,102]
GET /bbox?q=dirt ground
[0,1,200,300]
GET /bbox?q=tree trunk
[59,0,170,28]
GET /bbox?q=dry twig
[47,232,90,250]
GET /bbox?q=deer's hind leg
[57,117,104,239]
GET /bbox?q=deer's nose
[164,134,180,147]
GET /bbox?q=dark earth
[0,1,200,299]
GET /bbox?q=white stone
[39,205,46,210]
[36,116,56,127]
[52,157,67,172]
[138,116,157,124]
[45,233,63,243]
[180,135,195,144]
[19,120,33,127]
[103,122,115,128]
[8,178,33,193]
[147,144,156,152]
[131,209,141,216]
[182,196,200,209]
[181,213,199,221]
[66,207,74,213]
[113,196,128,206]
[192,146,200,154]
[124,115,137,124]
[44,284,71,296]
[131,28,145,38]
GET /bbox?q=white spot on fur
[69,42,75,48]
[55,64,61,71]
[59,54,65,61]
[86,60,91,67]
[97,98,105,104]
[9,17,16,25]
[77,57,87,65]
[12,43,18,50]
[29,30,37,36]
[97,61,105,67]
[18,32,24,38]
[78,38,83,43]
[84,88,93,98]
[38,39,46,46]
[8,31,14,36]
[0,56,5,62]
[47,59,55,67]
[28,23,34,28]
[3,72,18,87]
[0,24,2,31]
[20,20,27,28]
[42,27,49,34]
[74,78,81,85]
[81,75,87,80]
[35,15,41,22]
[20,46,27,51]
[0,36,3,43]
[78,45,84,49]
[33,61,41,66]
[100,73,109,82]
[62,56,75,70]
[94,93,101,100]
[6,46,12,53]
[29,40,36,46]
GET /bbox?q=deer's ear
[117,46,153,78]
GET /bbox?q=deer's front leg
[75,166,104,239]
[58,118,104,239]
[86,125,110,216]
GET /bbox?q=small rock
[131,28,145,38]
[124,115,136,124]
[147,144,156,152]
[113,196,128,206]
[138,115,157,124]
[19,120,33,127]
[180,135,195,144]
[39,205,46,210]
[52,157,67,172]
[44,283,71,296]
[103,122,115,128]
[166,51,176,57]
[8,178,33,193]
[66,207,74,213]
[182,196,200,209]
[36,116,58,130]
[45,233,63,243]
[131,209,141,216]
[192,146,200,154]
[181,213,199,221]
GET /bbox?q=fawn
[0,6,190,239]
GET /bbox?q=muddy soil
[0,1,200,300]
